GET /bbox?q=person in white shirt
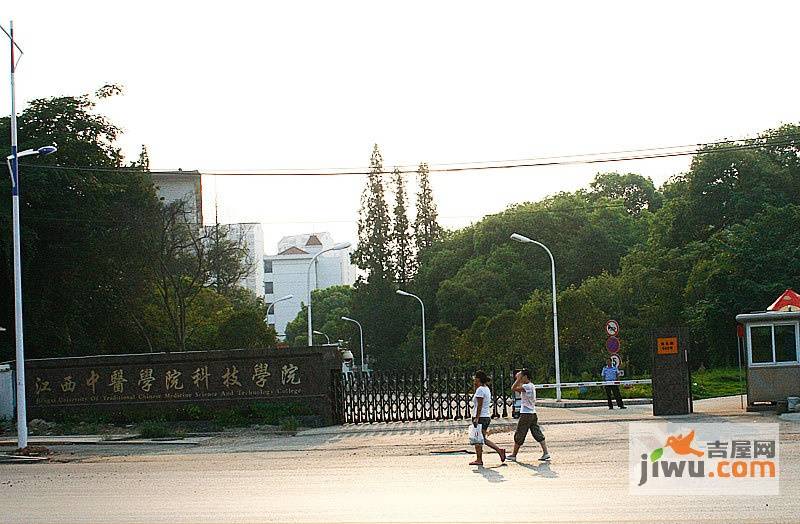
[470,370,506,466]
[507,369,550,462]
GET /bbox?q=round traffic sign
[606,320,620,337]
[606,336,620,354]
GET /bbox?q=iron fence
[331,368,518,424]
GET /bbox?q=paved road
[1,398,797,523]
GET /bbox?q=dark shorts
[514,413,545,444]
[478,417,491,434]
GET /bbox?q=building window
[748,323,799,366]
[264,282,274,294]
[264,260,273,274]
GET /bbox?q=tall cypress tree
[352,144,394,280]
[391,167,413,285]
[413,162,442,254]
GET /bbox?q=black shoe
[608,407,613,410]
[620,406,627,409]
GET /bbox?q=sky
[4,1,800,252]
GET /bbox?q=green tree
[284,285,354,346]
[685,205,800,367]
[589,172,660,215]
[391,167,414,285]
[351,145,394,280]
[217,308,277,350]
[413,162,442,255]
[149,199,251,352]
[0,87,161,359]
[206,223,255,297]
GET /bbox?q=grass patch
[533,367,745,400]
[537,382,652,400]
[137,420,183,439]
[691,367,745,400]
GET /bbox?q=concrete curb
[537,398,652,408]
[0,454,49,464]
[0,435,209,446]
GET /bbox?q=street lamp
[396,289,427,382]
[265,294,293,321]
[5,146,57,451]
[511,233,562,401]
[313,330,331,345]
[341,316,365,372]
[306,241,350,346]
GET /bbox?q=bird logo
[649,429,704,461]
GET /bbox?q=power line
[16,132,800,177]
[0,202,628,230]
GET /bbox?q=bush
[137,420,180,439]
[181,404,205,421]
[211,408,250,430]
[280,417,299,432]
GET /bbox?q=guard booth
[736,290,800,409]
[650,328,692,416]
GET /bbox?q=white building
[151,170,203,224]
[152,171,264,298]
[216,223,266,299]
[264,233,357,337]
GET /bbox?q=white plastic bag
[468,423,485,445]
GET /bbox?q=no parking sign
[606,320,623,374]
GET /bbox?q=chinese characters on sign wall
[29,358,307,407]
[657,337,679,355]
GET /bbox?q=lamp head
[341,316,353,322]
[37,146,57,156]
[279,294,293,301]
[7,145,58,161]
[396,289,412,297]
[511,233,533,243]
[332,242,351,250]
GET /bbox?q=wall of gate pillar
[21,346,342,425]
[650,328,692,416]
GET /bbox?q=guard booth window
[751,326,773,364]
[748,323,799,365]
[775,324,798,362]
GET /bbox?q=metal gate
[330,368,516,424]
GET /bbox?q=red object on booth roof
[736,324,745,338]
[767,289,800,312]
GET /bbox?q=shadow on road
[516,461,558,478]
[472,465,507,483]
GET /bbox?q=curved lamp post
[396,289,427,382]
[341,316,365,371]
[313,330,331,345]
[306,242,351,346]
[265,294,293,322]
[511,233,562,401]
[5,146,58,450]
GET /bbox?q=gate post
[650,328,693,416]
